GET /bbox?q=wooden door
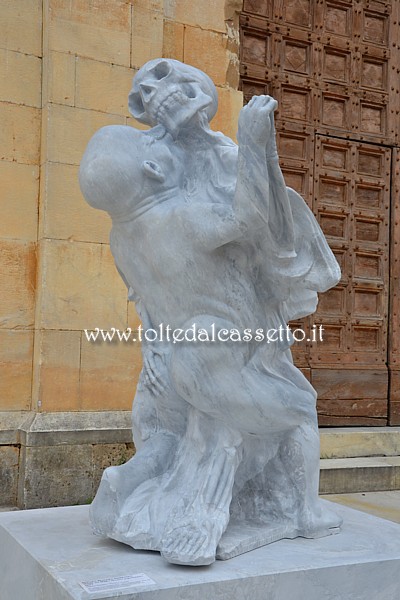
[240,0,400,424]
[311,136,390,424]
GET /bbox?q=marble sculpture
[79,58,342,567]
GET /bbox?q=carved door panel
[311,137,391,425]
[241,0,398,147]
[388,149,400,425]
[240,0,399,424]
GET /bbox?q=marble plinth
[1,501,400,599]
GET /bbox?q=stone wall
[0,0,42,507]
[0,0,244,508]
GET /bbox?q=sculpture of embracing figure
[79,59,342,566]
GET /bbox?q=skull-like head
[128,59,218,137]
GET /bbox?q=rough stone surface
[79,59,342,567]
[0,411,135,509]
[0,503,400,599]
[17,441,135,509]
[92,444,135,492]
[19,444,94,509]
[0,446,19,506]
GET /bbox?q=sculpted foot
[296,500,343,539]
[160,444,239,565]
[161,511,227,566]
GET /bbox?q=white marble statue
[79,59,342,567]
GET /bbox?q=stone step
[319,428,400,493]
[322,491,400,524]
[320,456,400,494]
[319,427,400,459]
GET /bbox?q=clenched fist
[237,95,278,156]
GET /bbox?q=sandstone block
[37,239,128,330]
[184,26,229,87]
[164,0,226,33]
[0,49,41,107]
[0,0,42,56]
[211,87,244,142]
[79,333,142,411]
[0,241,36,329]
[75,57,134,116]
[0,103,40,164]
[39,162,110,243]
[163,21,184,62]
[225,0,245,20]
[49,0,130,32]
[0,331,33,411]
[0,161,39,242]
[41,104,125,166]
[48,0,131,66]
[128,0,163,11]
[32,330,81,412]
[46,51,76,106]
[131,5,164,68]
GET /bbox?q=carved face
[128,59,218,136]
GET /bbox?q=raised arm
[234,96,296,258]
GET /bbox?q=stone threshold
[320,427,400,459]
[1,414,399,457]
[320,456,400,494]
[0,411,133,447]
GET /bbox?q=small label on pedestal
[80,573,156,594]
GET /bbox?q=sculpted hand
[237,95,278,155]
[138,347,169,397]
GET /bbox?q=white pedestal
[1,501,400,599]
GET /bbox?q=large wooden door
[311,136,391,424]
[240,0,400,424]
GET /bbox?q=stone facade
[0,0,243,508]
